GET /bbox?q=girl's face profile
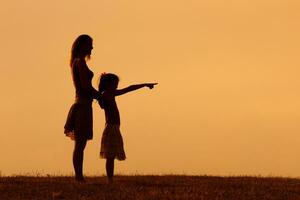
[107,80,118,90]
[111,80,118,90]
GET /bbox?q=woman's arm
[114,83,157,96]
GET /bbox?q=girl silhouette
[98,73,157,183]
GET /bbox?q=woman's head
[70,34,93,66]
[98,73,119,93]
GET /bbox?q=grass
[1,175,300,200]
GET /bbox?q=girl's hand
[146,83,158,89]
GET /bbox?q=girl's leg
[73,137,87,182]
[106,158,115,183]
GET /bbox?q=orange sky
[1,0,300,176]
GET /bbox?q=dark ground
[1,175,300,200]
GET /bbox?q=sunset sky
[1,0,300,176]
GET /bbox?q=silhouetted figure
[98,73,157,184]
[64,34,99,182]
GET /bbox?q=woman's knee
[74,138,87,151]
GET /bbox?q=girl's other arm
[115,83,157,96]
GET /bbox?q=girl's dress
[100,124,126,160]
[100,96,126,160]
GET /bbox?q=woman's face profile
[87,41,93,56]
[83,40,93,56]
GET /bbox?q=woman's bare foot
[75,176,86,183]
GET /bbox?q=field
[1,175,300,200]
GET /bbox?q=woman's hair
[70,34,93,67]
[98,73,119,108]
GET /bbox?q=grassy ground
[1,175,300,200]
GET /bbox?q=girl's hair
[98,73,119,108]
[70,34,93,67]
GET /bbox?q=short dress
[64,59,94,140]
[64,98,93,140]
[100,124,126,160]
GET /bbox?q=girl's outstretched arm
[115,83,158,96]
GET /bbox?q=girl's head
[98,73,119,93]
[98,73,119,108]
[70,34,93,67]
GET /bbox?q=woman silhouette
[64,34,99,182]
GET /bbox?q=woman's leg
[106,158,115,183]
[73,137,87,181]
